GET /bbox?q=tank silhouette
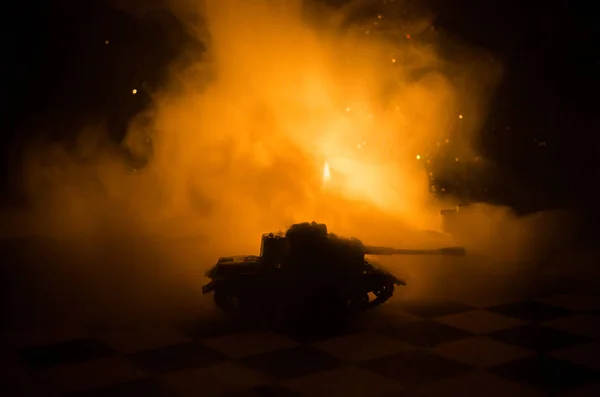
[202,222,466,315]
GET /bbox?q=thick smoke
[2,0,577,327]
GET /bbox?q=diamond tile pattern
[8,292,600,397]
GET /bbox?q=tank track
[212,277,396,315]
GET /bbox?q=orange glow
[17,0,501,256]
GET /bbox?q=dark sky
[2,0,599,214]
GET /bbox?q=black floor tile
[20,339,115,370]
[66,377,177,397]
[128,342,227,374]
[222,385,302,397]
[241,346,343,380]
[490,355,600,392]
[357,349,472,386]
[381,320,474,348]
[398,301,475,319]
[180,313,260,340]
[487,301,574,322]
[272,322,358,345]
[488,324,593,353]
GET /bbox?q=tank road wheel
[371,281,394,306]
[349,274,396,311]
[349,293,370,312]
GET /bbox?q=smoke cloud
[1,0,578,328]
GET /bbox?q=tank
[202,222,466,315]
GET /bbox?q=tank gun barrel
[364,246,467,256]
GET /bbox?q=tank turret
[258,221,466,264]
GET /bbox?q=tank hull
[202,258,405,316]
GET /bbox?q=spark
[406,34,411,39]
[104,40,109,45]
[455,157,460,162]
[132,89,138,94]
[391,58,396,63]
[445,138,450,143]
[377,15,383,19]
[458,114,463,119]
[345,107,351,112]
[416,154,421,160]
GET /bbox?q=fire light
[323,161,331,182]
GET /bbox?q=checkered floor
[3,291,600,397]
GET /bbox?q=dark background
[2,0,599,216]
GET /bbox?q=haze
[1,0,578,326]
